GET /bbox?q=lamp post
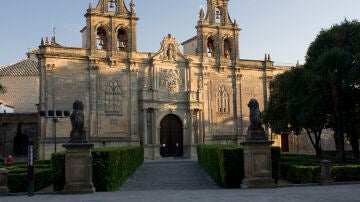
[39,110,70,153]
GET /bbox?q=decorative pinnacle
[199,6,205,19]
[89,2,92,9]
[41,38,44,46]
[130,0,135,13]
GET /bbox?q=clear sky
[1,0,360,67]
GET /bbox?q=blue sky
[1,0,360,67]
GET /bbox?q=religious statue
[69,100,87,143]
[246,99,266,140]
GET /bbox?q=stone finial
[51,36,56,45]
[268,54,271,61]
[130,0,135,13]
[45,37,49,45]
[199,6,205,20]
[264,53,267,61]
[41,37,44,46]
[89,2,92,9]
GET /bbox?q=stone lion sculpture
[247,99,264,132]
[69,100,86,143]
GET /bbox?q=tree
[264,67,328,156]
[305,20,360,160]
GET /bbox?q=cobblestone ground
[119,159,219,190]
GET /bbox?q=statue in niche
[167,45,175,60]
[69,100,87,143]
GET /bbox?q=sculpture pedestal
[241,139,275,189]
[0,168,9,196]
[62,143,95,194]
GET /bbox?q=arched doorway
[160,114,183,157]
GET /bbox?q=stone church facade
[37,0,290,159]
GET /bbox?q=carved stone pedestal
[62,143,95,194]
[241,139,275,189]
[0,168,9,196]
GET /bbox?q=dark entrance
[160,114,183,157]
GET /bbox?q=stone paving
[119,159,219,191]
[1,159,360,202]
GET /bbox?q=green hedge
[52,146,144,192]
[2,161,53,193]
[197,145,280,188]
[332,165,360,182]
[280,155,360,183]
[218,148,244,188]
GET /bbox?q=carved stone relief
[159,68,184,93]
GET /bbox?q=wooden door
[160,114,183,157]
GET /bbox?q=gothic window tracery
[105,81,122,114]
[217,85,230,113]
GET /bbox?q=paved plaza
[1,159,360,202]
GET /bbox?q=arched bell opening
[223,38,233,59]
[97,27,108,50]
[207,37,215,57]
[117,28,128,51]
[215,7,222,23]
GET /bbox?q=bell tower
[81,0,138,52]
[196,0,240,63]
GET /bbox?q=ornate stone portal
[62,100,95,194]
[241,99,275,189]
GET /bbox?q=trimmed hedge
[332,165,360,182]
[280,155,360,183]
[197,145,280,188]
[1,161,53,193]
[218,147,244,188]
[52,146,144,192]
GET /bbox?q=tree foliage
[266,20,360,158]
[305,20,360,160]
[264,68,327,156]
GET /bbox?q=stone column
[152,109,160,158]
[142,108,148,145]
[0,168,9,196]
[320,160,334,185]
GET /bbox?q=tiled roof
[0,59,38,76]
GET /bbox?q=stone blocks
[62,143,95,194]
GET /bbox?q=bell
[118,42,125,49]
[216,10,221,20]
[109,0,115,8]
[99,39,104,47]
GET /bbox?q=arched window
[207,37,215,57]
[215,7,221,23]
[223,38,232,59]
[217,86,230,113]
[105,81,122,114]
[97,27,108,50]
[117,28,128,51]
